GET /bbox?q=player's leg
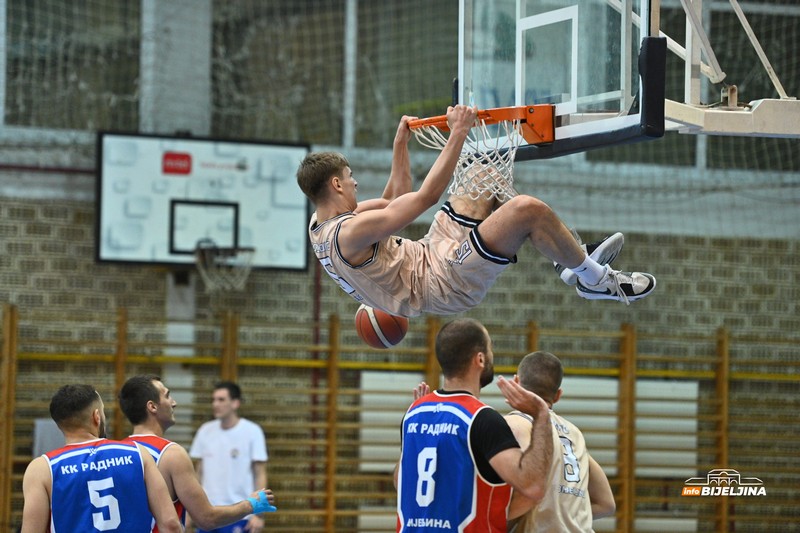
[446,191,498,221]
[554,231,625,286]
[476,195,655,303]
[470,185,624,286]
[472,195,591,272]
[457,184,622,286]
[448,181,604,274]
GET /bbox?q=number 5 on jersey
[88,477,121,531]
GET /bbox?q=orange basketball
[355,304,409,349]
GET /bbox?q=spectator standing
[190,382,268,533]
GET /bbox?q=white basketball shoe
[554,231,625,286]
[576,267,657,305]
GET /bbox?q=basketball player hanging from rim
[297,105,655,318]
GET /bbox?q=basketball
[354,304,409,349]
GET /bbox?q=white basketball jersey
[509,410,593,533]
[308,204,512,317]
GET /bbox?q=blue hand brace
[247,490,277,514]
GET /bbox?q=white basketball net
[412,118,524,202]
[195,243,255,294]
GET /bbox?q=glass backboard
[459,0,665,159]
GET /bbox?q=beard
[98,419,107,439]
[479,360,495,388]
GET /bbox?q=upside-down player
[297,105,655,318]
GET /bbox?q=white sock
[572,257,608,285]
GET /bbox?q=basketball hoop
[194,239,255,294]
[408,105,555,201]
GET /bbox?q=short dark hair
[119,375,162,425]
[435,318,489,378]
[516,351,563,402]
[296,151,350,203]
[214,381,242,401]
[50,384,100,431]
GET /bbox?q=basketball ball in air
[355,304,409,349]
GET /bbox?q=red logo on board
[162,152,192,175]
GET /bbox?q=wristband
[247,491,277,514]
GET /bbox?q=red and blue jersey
[125,434,187,531]
[45,438,154,532]
[397,391,513,532]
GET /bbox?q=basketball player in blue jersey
[119,375,276,533]
[298,105,655,319]
[21,384,182,533]
[395,318,555,532]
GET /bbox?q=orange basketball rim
[408,104,555,145]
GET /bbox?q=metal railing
[1,303,798,532]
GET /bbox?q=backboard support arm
[726,0,789,99]
[679,0,726,84]
[663,0,799,137]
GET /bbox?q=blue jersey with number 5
[45,439,154,532]
[397,392,512,532]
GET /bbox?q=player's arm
[508,489,539,520]
[165,445,259,530]
[393,384,424,490]
[502,414,540,519]
[382,115,416,200]
[491,377,554,503]
[192,457,202,479]
[392,423,403,491]
[354,115,419,214]
[139,444,184,533]
[185,457,202,530]
[20,457,51,533]
[339,106,476,255]
[587,454,616,519]
[253,460,267,493]
[243,460,269,531]
[504,412,532,450]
